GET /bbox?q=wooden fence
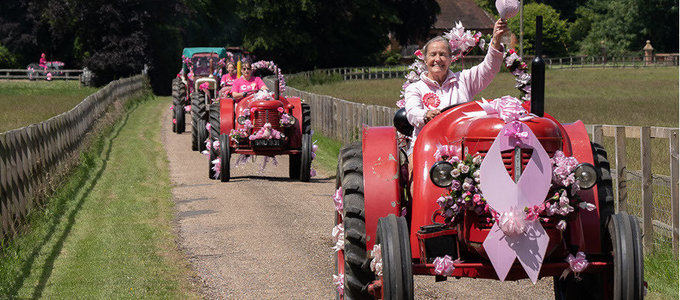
[0,68,85,80]
[270,78,679,255]
[0,75,148,243]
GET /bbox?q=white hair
[423,36,452,56]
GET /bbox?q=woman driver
[405,18,509,141]
[231,61,268,101]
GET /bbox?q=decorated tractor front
[332,18,643,300]
[203,61,315,183]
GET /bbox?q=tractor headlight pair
[573,163,598,189]
[429,161,598,189]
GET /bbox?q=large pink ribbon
[480,121,552,283]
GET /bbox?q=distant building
[395,0,496,57]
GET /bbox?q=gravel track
[161,110,555,299]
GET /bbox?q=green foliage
[644,244,679,298]
[0,44,18,68]
[286,71,343,90]
[382,49,402,65]
[507,3,570,56]
[576,0,644,56]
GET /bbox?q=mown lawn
[0,95,198,298]
[0,80,97,132]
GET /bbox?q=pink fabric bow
[497,209,528,236]
[333,187,343,212]
[480,122,552,283]
[433,255,455,276]
[504,121,529,145]
[199,82,209,91]
[566,252,589,273]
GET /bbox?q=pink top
[220,73,239,87]
[231,76,266,94]
[405,46,504,140]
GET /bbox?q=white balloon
[496,0,520,20]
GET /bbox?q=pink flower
[199,82,209,91]
[46,73,53,81]
[433,255,455,276]
[414,49,424,60]
[556,220,567,231]
[332,274,344,296]
[206,123,211,131]
[370,244,383,276]
[277,107,284,113]
[396,99,405,108]
[450,180,461,191]
[172,118,176,124]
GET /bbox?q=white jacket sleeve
[404,84,427,129]
[459,46,504,98]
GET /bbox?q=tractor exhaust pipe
[531,15,545,117]
[274,67,280,100]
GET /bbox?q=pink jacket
[405,46,504,140]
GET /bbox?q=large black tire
[219,134,231,182]
[298,103,312,182]
[197,119,208,152]
[376,215,413,300]
[191,91,206,151]
[554,142,616,300]
[338,144,374,300]
[208,104,221,179]
[175,105,185,134]
[609,212,643,300]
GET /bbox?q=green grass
[312,132,343,175]
[0,95,198,298]
[301,67,678,127]
[644,244,679,299]
[0,80,97,132]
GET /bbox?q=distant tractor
[171,47,227,153]
[333,18,643,300]
[206,74,313,182]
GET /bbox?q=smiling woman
[404,18,509,143]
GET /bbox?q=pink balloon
[496,0,520,20]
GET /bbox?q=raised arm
[459,19,508,97]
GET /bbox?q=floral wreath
[251,60,286,93]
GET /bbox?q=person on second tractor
[219,62,239,97]
[231,61,268,101]
[404,18,509,143]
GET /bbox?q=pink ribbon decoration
[199,82,209,92]
[480,122,552,283]
[433,255,455,276]
[566,252,589,273]
[463,96,532,123]
[503,121,530,145]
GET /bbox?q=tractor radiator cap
[393,108,414,136]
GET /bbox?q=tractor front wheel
[219,134,231,182]
[197,119,208,152]
[208,104,220,179]
[298,103,312,182]
[175,105,185,134]
[375,214,413,300]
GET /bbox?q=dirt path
[161,107,555,299]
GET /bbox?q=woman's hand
[425,109,441,123]
[490,19,509,51]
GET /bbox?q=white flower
[458,163,470,174]
[472,155,483,165]
[556,220,567,231]
[579,201,596,211]
[450,168,461,178]
[370,244,383,277]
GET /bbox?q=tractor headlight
[237,116,246,125]
[429,161,454,188]
[573,163,598,189]
[288,116,296,125]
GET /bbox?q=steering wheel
[439,102,466,114]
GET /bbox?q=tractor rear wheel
[191,91,206,151]
[376,214,413,300]
[208,104,221,179]
[554,142,617,300]
[298,103,312,181]
[219,134,231,182]
[336,143,374,300]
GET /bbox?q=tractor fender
[286,97,303,149]
[562,120,601,253]
[220,98,235,136]
[362,126,402,250]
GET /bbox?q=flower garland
[434,150,487,225]
[503,49,531,101]
[251,60,286,93]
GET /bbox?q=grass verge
[0,80,98,132]
[644,243,679,299]
[0,95,197,298]
[312,132,343,176]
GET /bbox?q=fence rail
[0,75,148,243]
[285,54,678,82]
[0,68,86,80]
[269,78,679,255]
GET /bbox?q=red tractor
[206,76,313,182]
[334,19,643,299]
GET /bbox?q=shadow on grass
[6,102,140,298]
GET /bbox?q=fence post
[640,126,654,251]
[669,129,679,257]
[592,125,603,145]
[615,126,627,213]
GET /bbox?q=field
[0,80,97,132]
[298,67,678,127]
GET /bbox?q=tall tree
[507,3,570,56]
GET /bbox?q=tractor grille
[253,109,282,132]
[475,149,555,180]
